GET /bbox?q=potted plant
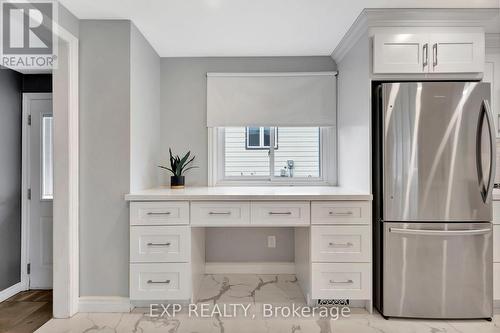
[159,149,197,189]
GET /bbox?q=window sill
[213,179,334,187]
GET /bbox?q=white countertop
[125,186,372,201]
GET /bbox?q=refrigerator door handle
[389,227,491,236]
[477,100,496,203]
[483,100,496,204]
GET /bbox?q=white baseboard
[494,300,500,309]
[205,262,295,274]
[0,282,25,302]
[78,296,131,313]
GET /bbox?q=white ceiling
[59,0,500,57]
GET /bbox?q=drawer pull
[329,279,354,284]
[147,242,171,247]
[209,211,231,215]
[328,242,353,248]
[147,279,171,284]
[329,211,353,216]
[268,212,292,215]
[147,212,171,216]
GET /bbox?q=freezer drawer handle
[147,242,171,247]
[389,228,490,236]
[147,279,171,284]
[329,279,354,284]
[147,212,171,215]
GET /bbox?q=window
[41,114,53,199]
[211,126,336,185]
[246,127,278,149]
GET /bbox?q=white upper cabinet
[373,33,429,73]
[373,28,485,74]
[429,32,484,73]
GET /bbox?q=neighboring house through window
[210,126,336,185]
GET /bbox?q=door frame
[52,24,80,318]
[21,92,54,292]
[19,24,79,318]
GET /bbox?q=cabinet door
[373,33,429,73]
[429,32,484,73]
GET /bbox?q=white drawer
[311,201,370,225]
[191,201,250,226]
[311,263,371,300]
[130,263,191,300]
[311,226,371,262]
[495,263,500,301]
[130,202,189,225]
[130,226,190,263]
[251,201,310,226]
[493,201,500,225]
[494,225,500,262]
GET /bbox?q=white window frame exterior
[208,127,337,186]
[245,127,278,150]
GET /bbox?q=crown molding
[331,10,369,63]
[332,8,500,63]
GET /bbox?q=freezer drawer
[383,222,492,319]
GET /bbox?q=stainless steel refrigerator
[373,82,494,319]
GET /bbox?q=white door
[429,32,484,73]
[373,33,429,74]
[25,93,53,289]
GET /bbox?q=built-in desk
[125,186,373,310]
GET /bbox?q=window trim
[208,127,337,186]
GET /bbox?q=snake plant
[159,148,197,176]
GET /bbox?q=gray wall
[205,228,295,262]
[0,68,22,291]
[160,57,336,262]
[79,20,161,297]
[130,24,161,192]
[79,20,131,297]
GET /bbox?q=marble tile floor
[36,274,500,333]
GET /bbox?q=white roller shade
[207,72,336,127]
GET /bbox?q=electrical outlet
[267,235,276,248]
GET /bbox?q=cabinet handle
[268,212,292,215]
[147,279,170,284]
[432,43,438,67]
[423,43,428,68]
[329,211,353,216]
[147,212,171,215]
[328,242,353,247]
[147,242,171,246]
[209,211,231,215]
[329,279,354,284]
